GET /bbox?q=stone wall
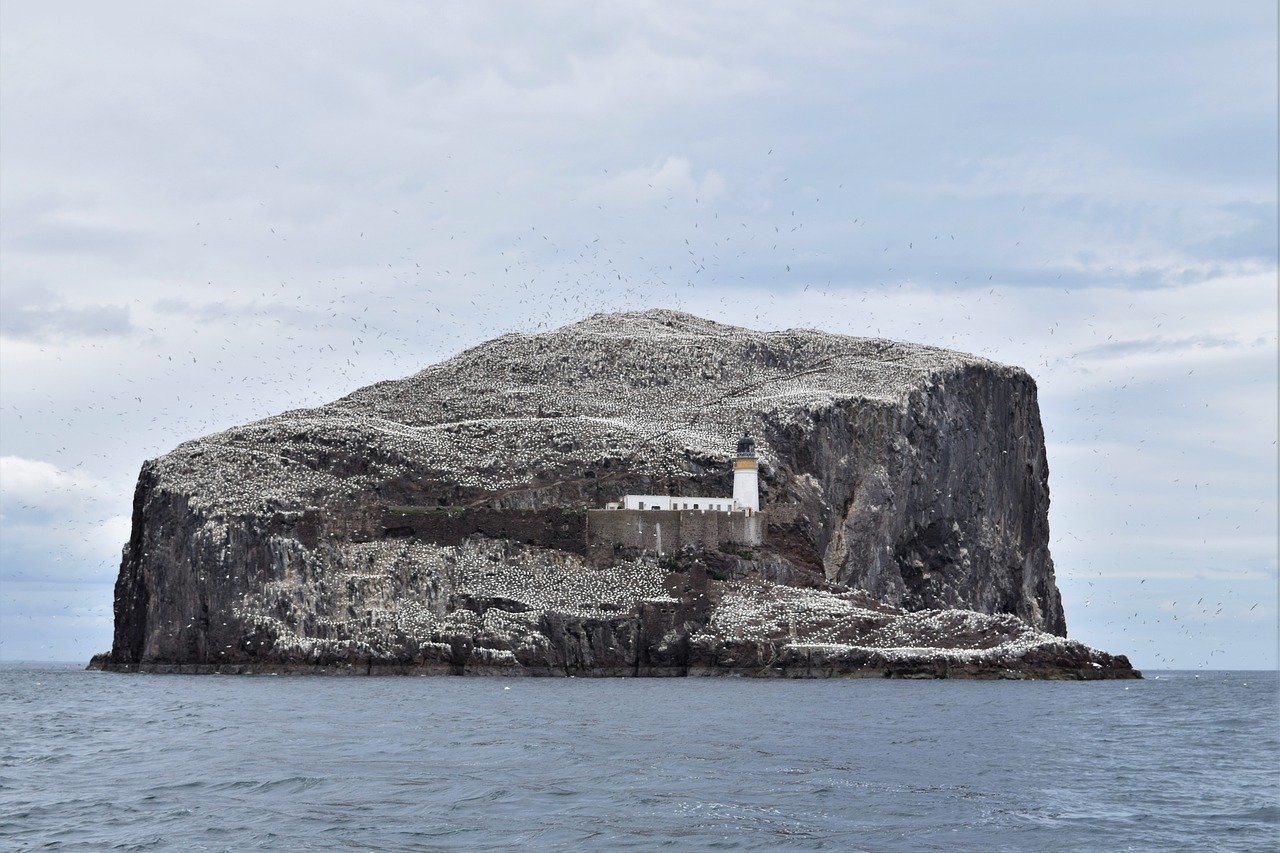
[377,507,588,555]
[586,509,764,557]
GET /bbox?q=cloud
[0,455,108,510]
[0,286,133,343]
[1071,335,1245,360]
[0,457,129,590]
[89,515,132,559]
[584,157,728,208]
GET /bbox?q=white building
[620,495,741,512]
[607,434,760,514]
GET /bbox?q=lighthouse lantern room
[732,433,760,512]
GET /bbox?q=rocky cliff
[94,309,1137,679]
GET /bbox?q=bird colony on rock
[97,309,1137,678]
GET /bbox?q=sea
[1,665,1275,852]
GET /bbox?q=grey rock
[94,309,1136,679]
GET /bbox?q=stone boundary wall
[586,509,765,556]
[368,506,770,560]
[378,507,588,555]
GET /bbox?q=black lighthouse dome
[736,434,756,457]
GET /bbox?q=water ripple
[0,667,1275,851]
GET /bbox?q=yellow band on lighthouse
[734,457,757,469]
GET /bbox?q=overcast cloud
[1,1,1275,667]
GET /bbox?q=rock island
[91,309,1139,679]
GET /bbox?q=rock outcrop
[93,309,1137,679]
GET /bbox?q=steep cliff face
[97,309,1130,678]
[780,362,1063,633]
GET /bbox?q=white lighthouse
[732,433,760,512]
[612,435,762,514]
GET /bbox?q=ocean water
[1,666,1275,852]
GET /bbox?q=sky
[1,1,1275,669]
